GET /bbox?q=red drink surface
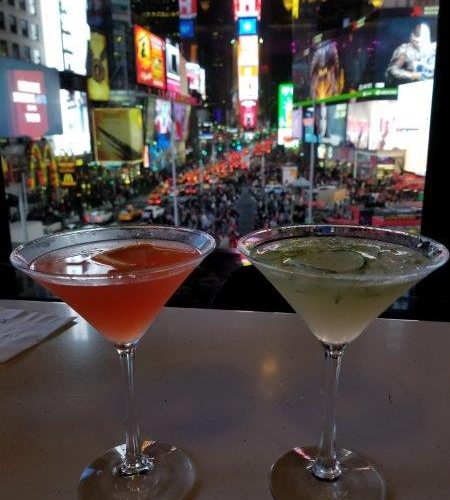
[31,240,201,345]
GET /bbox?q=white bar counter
[0,300,449,499]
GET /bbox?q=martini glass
[238,225,448,500]
[10,225,216,500]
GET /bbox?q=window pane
[29,22,38,40]
[20,19,28,37]
[0,0,446,320]
[0,39,7,56]
[11,42,19,58]
[9,15,17,34]
[28,0,36,15]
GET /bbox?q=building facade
[0,0,45,64]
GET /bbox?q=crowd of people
[150,146,421,249]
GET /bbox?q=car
[83,208,113,225]
[142,205,165,222]
[147,193,162,205]
[118,205,142,222]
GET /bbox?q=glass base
[269,446,385,500]
[78,440,195,500]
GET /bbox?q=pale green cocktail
[252,236,430,345]
[238,225,448,500]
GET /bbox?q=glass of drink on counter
[238,225,448,500]
[10,226,216,499]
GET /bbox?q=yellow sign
[87,32,110,101]
[292,0,300,19]
[93,108,144,163]
[61,173,76,187]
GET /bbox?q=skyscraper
[0,0,45,64]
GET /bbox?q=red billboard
[134,25,166,89]
[233,0,261,20]
[179,0,197,19]
[240,100,258,130]
[9,70,49,138]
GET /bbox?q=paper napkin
[0,306,76,362]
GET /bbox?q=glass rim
[10,225,216,283]
[237,224,449,284]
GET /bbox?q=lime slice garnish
[284,249,366,274]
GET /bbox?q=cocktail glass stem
[311,343,346,481]
[117,344,152,476]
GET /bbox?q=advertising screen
[278,83,293,129]
[165,41,181,93]
[134,26,166,89]
[93,108,143,163]
[180,56,188,97]
[346,102,372,150]
[199,68,206,100]
[303,106,316,144]
[295,12,438,101]
[238,17,257,36]
[233,0,261,20]
[179,18,194,38]
[186,62,200,93]
[396,79,433,175]
[87,32,110,101]
[150,34,165,89]
[0,58,62,138]
[239,66,259,100]
[238,35,259,67]
[316,103,347,146]
[292,108,303,140]
[367,100,398,151]
[52,90,90,155]
[346,100,398,151]
[173,103,187,141]
[42,0,90,75]
[134,25,152,85]
[179,0,197,19]
[240,100,257,130]
[154,99,173,149]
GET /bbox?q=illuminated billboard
[199,67,206,100]
[52,90,91,155]
[87,32,110,101]
[165,41,181,93]
[179,18,194,38]
[154,99,173,150]
[179,0,197,19]
[238,65,259,100]
[240,100,257,130]
[234,0,261,20]
[42,0,90,75]
[238,35,259,67]
[186,62,200,93]
[134,25,152,85]
[0,58,62,138]
[238,17,257,36]
[93,107,143,163]
[292,108,303,140]
[134,25,166,89]
[278,83,294,146]
[278,83,293,129]
[180,56,188,96]
[295,13,438,102]
[173,103,188,141]
[149,34,165,89]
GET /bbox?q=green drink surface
[250,236,430,344]
[252,237,429,278]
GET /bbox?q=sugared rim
[10,225,216,283]
[237,224,449,283]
